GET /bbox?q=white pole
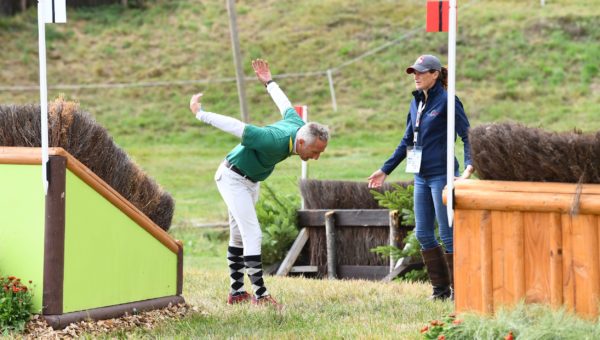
[541,0,545,6]
[446,0,457,227]
[38,0,49,195]
[326,69,338,112]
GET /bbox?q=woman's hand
[456,164,474,180]
[368,169,388,188]
[189,92,203,115]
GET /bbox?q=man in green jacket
[189,59,329,307]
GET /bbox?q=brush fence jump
[446,179,600,319]
[277,209,412,280]
[0,147,183,329]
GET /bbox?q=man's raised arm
[189,92,245,138]
[252,59,292,116]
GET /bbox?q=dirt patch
[22,303,199,339]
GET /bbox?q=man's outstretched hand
[189,92,203,114]
[252,59,272,85]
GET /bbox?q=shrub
[370,183,415,225]
[256,183,300,265]
[0,275,33,333]
[370,183,428,282]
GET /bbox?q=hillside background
[0,0,598,226]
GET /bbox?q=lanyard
[413,100,426,145]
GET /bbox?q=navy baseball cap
[406,55,442,74]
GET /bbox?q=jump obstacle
[0,147,183,329]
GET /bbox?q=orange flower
[12,286,20,293]
[438,335,446,340]
[8,276,16,281]
[420,325,429,333]
[29,280,33,284]
[452,319,463,325]
[430,320,440,326]
[505,331,514,340]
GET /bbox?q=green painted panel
[63,170,177,313]
[0,164,45,312]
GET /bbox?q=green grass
[120,227,452,339]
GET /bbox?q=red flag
[294,105,307,121]
[427,0,450,32]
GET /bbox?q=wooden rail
[278,209,410,280]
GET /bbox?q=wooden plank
[276,228,309,276]
[298,209,391,227]
[549,212,563,308]
[454,179,600,196]
[561,214,575,312]
[523,212,551,304]
[290,266,318,273]
[325,211,337,279]
[382,256,423,282]
[338,265,390,280]
[491,211,506,306]
[455,209,483,313]
[480,210,493,314]
[508,212,526,303]
[453,189,600,215]
[389,210,400,272]
[571,214,599,318]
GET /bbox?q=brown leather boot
[445,252,454,300]
[421,245,451,300]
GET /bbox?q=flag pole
[446,0,457,227]
[38,0,49,195]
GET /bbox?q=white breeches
[215,162,262,256]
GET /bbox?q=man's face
[298,138,327,161]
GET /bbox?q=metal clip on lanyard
[413,101,426,145]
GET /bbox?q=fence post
[326,69,338,112]
[325,210,337,279]
[389,210,400,272]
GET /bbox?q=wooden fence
[276,209,417,280]
[449,179,600,319]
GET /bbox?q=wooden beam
[382,256,423,282]
[276,228,309,276]
[338,265,390,280]
[389,210,400,272]
[325,211,337,279]
[290,266,318,273]
[298,209,391,227]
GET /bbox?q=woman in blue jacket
[368,55,474,299]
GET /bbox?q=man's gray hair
[297,122,329,145]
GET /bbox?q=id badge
[405,146,422,173]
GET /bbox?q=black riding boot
[421,245,451,300]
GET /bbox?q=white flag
[42,0,67,24]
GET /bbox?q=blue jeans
[414,174,454,253]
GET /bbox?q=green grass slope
[0,0,598,224]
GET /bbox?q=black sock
[244,254,269,298]
[227,246,246,295]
